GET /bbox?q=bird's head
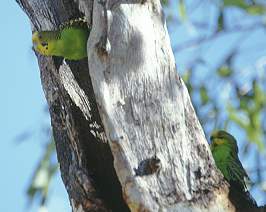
[210,130,238,153]
[32,31,53,56]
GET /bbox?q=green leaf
[26,139,58,206]
[217,66,232,77]
[223,0,247,8]
[246,5,266,15]
[217,12,224,32]
[178,0,187,22]
[182,70,193,94]
[161,0,169,5]
[223,0,266,15]
[200,86,209,105]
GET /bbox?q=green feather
[210,130,257,209]
[32,17,90,60]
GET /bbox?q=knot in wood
[134,156,161,176]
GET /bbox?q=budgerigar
[32,18,90,60]
[210,130,257,210]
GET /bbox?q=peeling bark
[17,0,237,211]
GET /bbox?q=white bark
[79,0,234,211]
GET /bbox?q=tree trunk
[17,0,235,211]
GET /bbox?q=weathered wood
[82,0,234,211]
[17,0,236,211]
[16,0,129,211]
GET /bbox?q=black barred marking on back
[37,18,88,41]
[59,17,88,31]
[53,17,89,40]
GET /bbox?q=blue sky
[1,1,265,211]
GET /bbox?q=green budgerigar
[210,130,257,209]
[32,18,90,60]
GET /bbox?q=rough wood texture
[17,0,237,211]
[82,0,234,211]
[16,0,129,211]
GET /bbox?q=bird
[32,17,90,60]
[210,130,257,210]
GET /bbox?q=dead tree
[17,0,238,211]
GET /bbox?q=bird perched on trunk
[210,130,257,210]
[32,17,90,60]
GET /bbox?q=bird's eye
[41,42,48,47]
